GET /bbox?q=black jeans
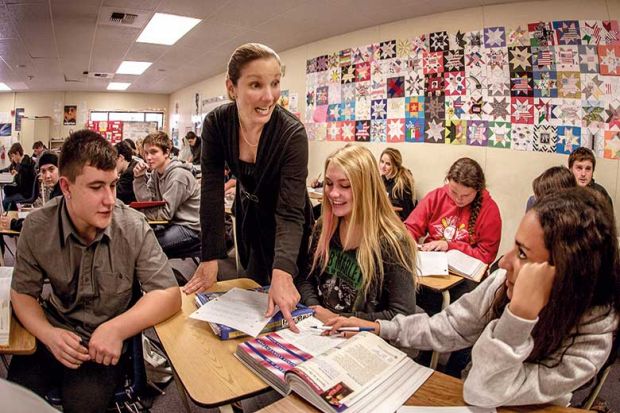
[154,224,200,257]
[8,340,125,413]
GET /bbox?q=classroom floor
[1,236,619,412]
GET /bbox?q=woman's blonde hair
[380,148,416,200]
[313,145,418,296]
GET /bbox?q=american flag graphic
[537,50,553,67]
[512,75,530,91]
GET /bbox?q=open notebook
[416,250,487,282]
[0,267,13,346]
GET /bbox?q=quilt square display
[405,118,425,142]
[484,27,506,48]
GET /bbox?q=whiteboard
[123,121,159,142]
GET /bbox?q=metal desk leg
[172,369,191,413]
[231,215,240,275]
[429,290,451,370]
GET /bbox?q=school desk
[0,316,37,369]
[257,370,587,413]
[154,278,269,413]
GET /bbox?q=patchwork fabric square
[387,76,405,98]
[465,93,484,120]
[429,31,450,52]
[405,96,425,119]
[326,122,342,141]
[465,48,486,69]
[352,45,374,64]
[405,118,425,142]
[340,121,356,141]
[533,71,558,98]
[306,58,317,74]
[511,124,534,151]
[445,96,466,119]
[370,78,387,99]
[355,97,370,120]
[444,72,467,96]
[312,105,328,123]
[316,86,329,105]
[387,119,406,142]
[555,46,579,71]
[327,53,339,68]
[581,74,611,101]
[371,99,387,120]
[533,125,557,152]
[510,72,533,97]
[387,97,405,119]
[583,102,607,125]
[487,73,511,97]
[557,99,582,125]
[579,45,599,73]
[328,84,341,104]
[406,72,425,96]
[467,120,489,146]
[407,54,424,73]
[425,95,445,121]
[582,125,604,157]
[580,20,620,45]
[488,122,512,148]
[598,45,620,75]
[339,49,352,66]
[341,83,355,103]
[450,30,467,50]
[483,96,511,122]
[316,55,329,72]
[445,119,468,145]
[557,72,581,98]
[606,101,620,128]
[484,27,506,48]
[354,62,371,82]
[531,47,556,71]
[467,67,487,94]
[604,130,620,159]
[328,67,341,83]
[355,120,371,141]
[327,104,342,122]
[511,97,534,124]
[423,51,444,74]
[508,26,530,47]
[466,31,483,47]
[509,46,532,72]
[556,126,581,154]
[534,98,555,124]
[529,22,555,47]
[397,39,413,57]
[371,119,387,142]
[425,74,445,96]
[444,49,465,72]
[341,65,356,84]
[553,21,581,45]
[424,118,445,143]
[485,48,508,70]
[379,40,397,59]
[341,101,356,121]
[411,35,429,53]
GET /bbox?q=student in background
[326,187,619,408]
[8,130,181,413]
[185,131,202,165]
[3,143,37,211]
[297,145,417,322]
[379,148,416,221]
[568,147,613,209]
[188,43,314,332]
[526,166,576,211]
[405,157,501,265]
[133,131,201,257]
[122,138,137,156]
[31,141,47,166]
[114,141,137,204]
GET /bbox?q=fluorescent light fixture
[137,13,201,45]
[0,82,11,91]
[116,61,152,75]
[107,82,131,91]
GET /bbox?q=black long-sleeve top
[200,103,314,278]
[382,176,416,220]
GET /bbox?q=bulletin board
[123,121,159,142]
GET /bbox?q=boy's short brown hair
[568,147,596,170]
[59,129,117,182]
[8,143,24,156]
[142,131,172,154]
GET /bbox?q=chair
[165,241,202,286]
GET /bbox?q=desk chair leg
[583,366,612,410]
[219,404,234,413]
[1,354,9,370]
[429,290,452,370]
[231,216,240,275]
[172,369,192,413]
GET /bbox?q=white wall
[169,0,620,258]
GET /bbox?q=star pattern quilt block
[529,22,555,47]
[387,76,405,98]
[371,99,388,120]
[425,118,445,143]
[579,45,599,73]
[371,119,387,142]
[512,97,534,124]
[557,72,581,98]
[533,71,558,97]
[531,46,556,71]
[556,126,581,154]
[604,130,620,159]
[553,21,581,45]
[405,96,425,119]
[445,119,467,144]
[387,97,405,119]
[484,27,506,48]
[406,118,425,142]
[510,72,533,97]
[340,121,356,142]
[598,45,620,75]
[326,122,342,141]
[423,51,444,74]
[444,71,467,96]
[488,121,512,148]
[387,119,406,142]
[509,46,532,72]
[467,120,489,146]
[430,31,450,52]
[555,46,579,71]
[355,120,371,142]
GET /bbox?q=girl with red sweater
[405,157,501,265]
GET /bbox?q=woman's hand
[183,260,218,294]
[420,240,449,251]
[266,269,301,333]
[310,305,337,323]
[509,262,556,320]
[323,316,380,337]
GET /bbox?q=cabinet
[20,117,50,153]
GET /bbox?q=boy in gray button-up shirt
[8,130,181,413]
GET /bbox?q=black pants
[8,340,125,413]
[154,224,200,257]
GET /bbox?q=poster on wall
[123,121,159,142]
[64,105,77,126]
[14,108,24,131]
[87,120,122,144]
[0,123,12,136]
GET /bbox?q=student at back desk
[8,130,181,413]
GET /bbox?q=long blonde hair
[381,148,416,200]
[313,145,418,295]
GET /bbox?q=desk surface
[418,274,465,292]
[0,211,21,236]
[154,278,269,408]
[0,316,36,355]
[257,371,585,413]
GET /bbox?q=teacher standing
[184,43,313,331]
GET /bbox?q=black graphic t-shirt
[317,243,362,313]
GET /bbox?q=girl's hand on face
[420,240,449,252]
[509,262,556,320]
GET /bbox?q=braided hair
[446,158,485,244]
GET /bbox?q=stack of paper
[0,267,13,346]
[416,251,449,276]
[416,250,487,282]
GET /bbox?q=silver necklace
[239,120,259,147]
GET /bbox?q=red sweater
[404,185,502,264]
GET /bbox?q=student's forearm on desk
[103,287,181,340]
[10,290,56,340]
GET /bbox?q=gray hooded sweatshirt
[133,159,200,232]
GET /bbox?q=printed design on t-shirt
[318,247,363,313]
[432,215,468,241]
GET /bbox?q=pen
[310,326,375,332]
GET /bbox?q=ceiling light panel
[107,82,131,90]
[0,82,11,91]
[136,13,201,46]
[116,61,152,75]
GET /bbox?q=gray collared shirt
[12,197,177,341]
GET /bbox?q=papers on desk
[416,250,487,282]
[0,267,13,346]
[398,407,496,413]
[0,173,14,184]
[189,288,272,337]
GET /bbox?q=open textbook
[236,317,433,413]
[417,250,487,282]
[0,267,13,346]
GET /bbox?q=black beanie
[38,152,58,168]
